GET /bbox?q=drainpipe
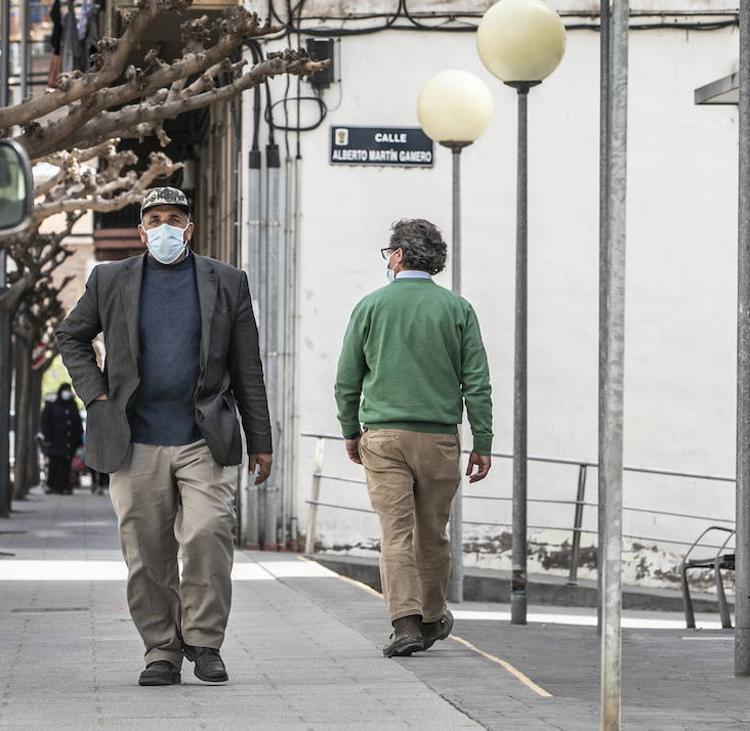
[286,152,302,551]
[278,151,292,549]
[263,142,282,550]
[242,146,262,549]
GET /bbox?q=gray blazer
[56,252,272,474]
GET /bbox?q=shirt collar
[395,270,431,280]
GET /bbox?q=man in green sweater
[335,218,493,658]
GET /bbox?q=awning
[695,73,738,105]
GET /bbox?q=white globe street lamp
[417,70,493,603]
[418,70,493,151]
[417,70,493,293]
[477,0,566,626]
[477,0,566,85]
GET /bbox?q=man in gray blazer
[56,187,272,687]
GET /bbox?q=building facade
[239,0,740,589]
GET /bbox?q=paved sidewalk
[0,490,477,729]
[1,489,749,730]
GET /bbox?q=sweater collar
[144,249,193,270]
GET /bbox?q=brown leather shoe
[382,614,425,657]
[421,609,454,650]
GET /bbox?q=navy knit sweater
[129,252,202,446]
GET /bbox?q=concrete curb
[311,553,731,614]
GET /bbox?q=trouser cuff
[389,608,423,623]
[144,648,183,668]
[182,630,224,649]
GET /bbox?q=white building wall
[244,3,740,587]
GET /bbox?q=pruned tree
[2,142,182,499]
[0,0,326,499]
[13,280,71,499]
[0,0,325,330]
[0,2,325,160]
[1,139,182,315]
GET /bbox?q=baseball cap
[140,186,190,219]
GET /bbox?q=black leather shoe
[382,615,425,658]
[183,644,229,683]
[421,609,454,650]
[138,660,181,686]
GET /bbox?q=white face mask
[61,391,72,401]
[145,223,188,265]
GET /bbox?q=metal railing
[301,432,736,585]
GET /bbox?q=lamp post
[477,0,566,625]
[0,0,11,518]
[737,0,750,680]
[417,69,493,603]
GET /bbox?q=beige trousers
[109,439,236,667]
[360,429,461,623]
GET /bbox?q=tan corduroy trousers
[360,429,461,623]
[109,439,236,667]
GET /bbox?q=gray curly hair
[389,218,447,275]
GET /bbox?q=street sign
[330,126,434,168]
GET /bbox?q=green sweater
[335,278,493,455]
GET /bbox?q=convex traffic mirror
[0,139,33,237]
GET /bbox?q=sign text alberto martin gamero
[330,126,434,168]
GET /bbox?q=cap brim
[140,202,191,217]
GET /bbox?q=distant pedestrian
[41,383,83,495]
[81,429,109,494]
[56,187,273,687]
[335,219,493,657]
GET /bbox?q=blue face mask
[145,223,187,264]
[386,252,396,283]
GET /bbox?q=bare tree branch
[52,51,325,157]
[14,7,282,158]
[36,140,119,197]
[0,0,194,129]
[32,152,181,220]
[0,273,35,314]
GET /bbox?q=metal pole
[264,144,282,551]
[0,255,9,519]
[0,0,8,105]
[448,144,464,603]
[20,0,29,101]
[600,0,629,726]
[247,150,262,312]
[451,147,462,295]
[304,438,325,554]
[736,0,750,678]
[288,153,303,551]
[568,464,587,586]
[511,86,529,625]
[0,0,11,518]
[598,0,612,636]
[244,149,262,548]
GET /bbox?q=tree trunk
[12,330,32,500]
[27,367,43,488]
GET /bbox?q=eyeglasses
[381,247,400,260]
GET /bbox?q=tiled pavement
[0,489,748,730]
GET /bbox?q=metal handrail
[301,431,735,484]
[301,432,737,581]
[304,500,734,551]
[311,473,734,525]
[462,494,735,525]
